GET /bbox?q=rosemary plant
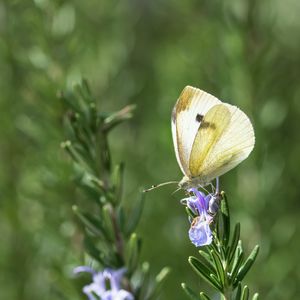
[59,80,169,300]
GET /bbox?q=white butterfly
[172,86,255,190]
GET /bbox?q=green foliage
[61,80,169,298]
[1,0,300,299]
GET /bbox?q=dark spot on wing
[196,114,203,122]
[200,121,216,129]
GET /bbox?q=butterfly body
[179,175,211,189]
[172,86,255,190]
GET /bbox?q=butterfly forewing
[172,86,220,176]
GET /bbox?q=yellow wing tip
[177,86,206,113]
[182,85,203,94]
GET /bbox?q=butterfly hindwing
[189,104,231,176]
[189,103,255,183]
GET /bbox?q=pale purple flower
[182,187,219,247]
[189,216,213,246]
[74,266,134,300]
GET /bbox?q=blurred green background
[1,0,299,299]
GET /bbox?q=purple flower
[182,188,218,247]
[74,266,134,300]
[189,216,212,246]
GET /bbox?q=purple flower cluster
[182,188,219,247]
[74,266,134,300]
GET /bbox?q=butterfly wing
[172,86,221,176]
[189,103,255,183]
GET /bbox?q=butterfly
[144,86,255,193]
[171,86,255,190]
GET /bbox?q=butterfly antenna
[143,181,178,193]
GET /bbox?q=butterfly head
[178,175,210,190]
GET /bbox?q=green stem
[221,287,232,300]
[111,207,124,260]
